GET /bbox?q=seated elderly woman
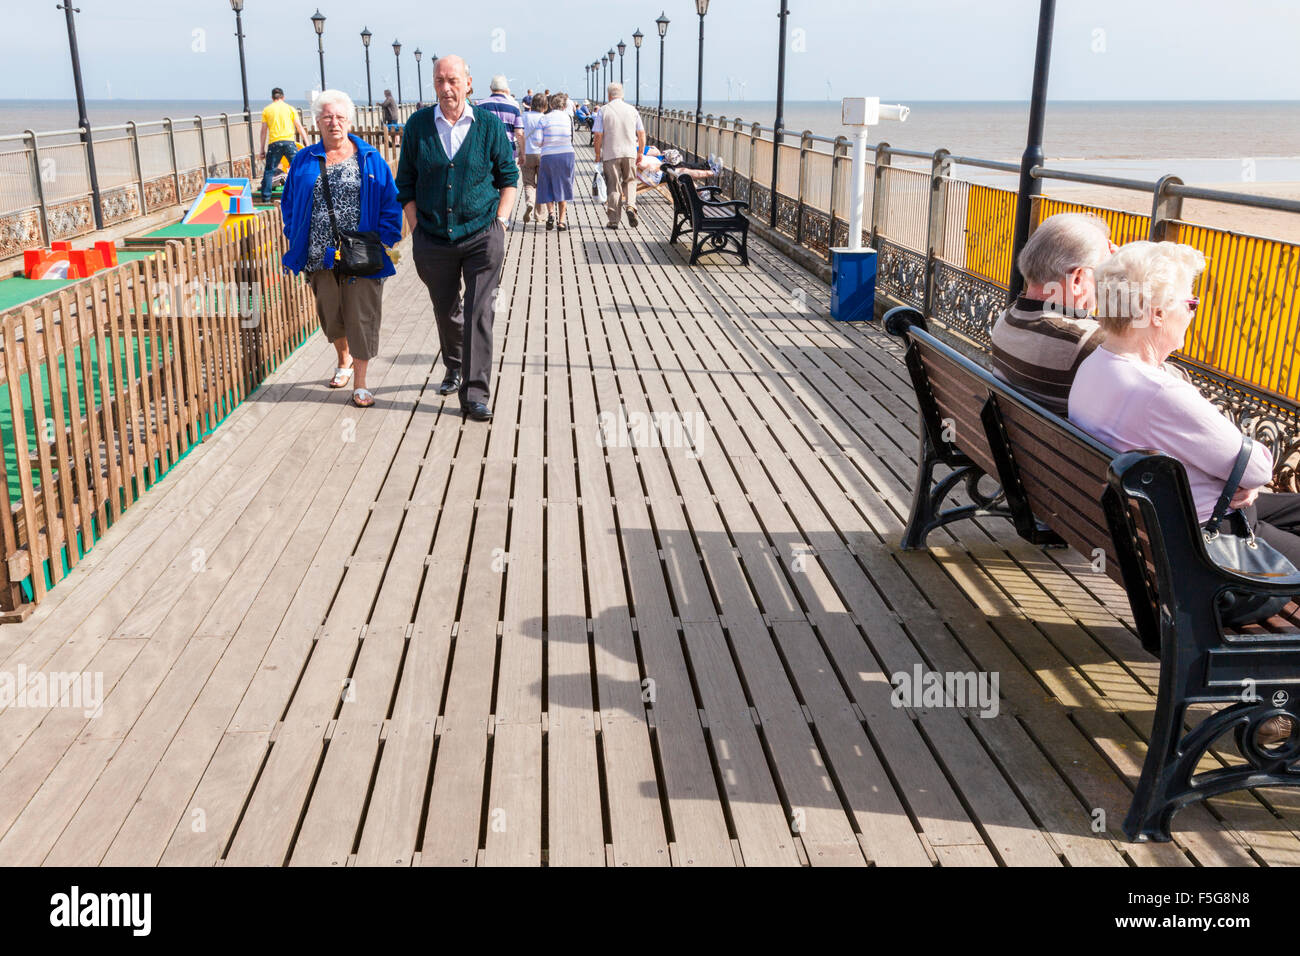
[1070,241,1300,568]
[635,146,719,189]
[281,89,403,407]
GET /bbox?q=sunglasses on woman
[1185,296,1200,314]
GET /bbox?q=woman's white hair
[313,89,356,125]
[1094,240,1206,336]
[1017,212,1111,287]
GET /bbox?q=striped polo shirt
[990,297,1103,416]
[477,92,523,154]
[536,112,574,157]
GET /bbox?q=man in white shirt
[593,82,646,229]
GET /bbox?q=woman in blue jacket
[281,90,402,407]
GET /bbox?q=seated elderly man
[990,213,1116,415]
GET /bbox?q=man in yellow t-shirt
[258,87,308,202]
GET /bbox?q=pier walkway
[0,143,1293,867]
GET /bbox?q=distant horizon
[5,96,1300,105]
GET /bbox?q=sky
[2,0,1299,104]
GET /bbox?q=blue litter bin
[830,247,878,322]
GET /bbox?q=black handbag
[1202,436,1299,627]
[317,154,385,277]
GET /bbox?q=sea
[3,97,1299,186]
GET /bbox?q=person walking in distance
[593,82,645,229]
[397,55,518,422]
[478,75,525,165]
[534,92,575,231]
[382,88,404,148]
[520,90,547,223]
[259,87,308,203]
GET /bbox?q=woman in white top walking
[533,92,575,231]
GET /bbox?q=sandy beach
[1043,181,1300,245]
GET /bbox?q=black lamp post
[393,40,402,103]
[57,1,102,228]
[633,29,643,107]
[617,40,626,86]
[1008,0,1057,301]
[601,54,608,94]
[414,48,423,107]
[361,26,373,106]
[587,64,592,102]
[693,0,709,160]
[311,9,326,90]
[771,0,789,229]
[593,61,600,101]
[608,48,615,92]
[656,12,669,146]
[231,1,255,166]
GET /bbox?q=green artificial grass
[0,250,158,313]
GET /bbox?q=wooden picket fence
[0,206,316,619]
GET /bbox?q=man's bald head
[434,54,472,118]
[435,55,469,81]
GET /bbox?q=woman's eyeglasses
[1185,297,1200,314]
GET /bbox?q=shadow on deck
[0,144,1291,868]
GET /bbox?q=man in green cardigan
[398,54,519,422]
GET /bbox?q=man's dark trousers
[412,220,506,406]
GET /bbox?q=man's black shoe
[626,208,638,227]
[462,401,493,422]
[438,371,462,395]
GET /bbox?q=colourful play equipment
[182,177,257,230]
[23,241,119,280]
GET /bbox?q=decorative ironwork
[0,209,43,259]
[930,260,1004,349]
[803,208,831,258]
[732,174,750,205]
[48,198,94,240]
[1177,361,1300,492]
[100,185,141,226]
[877,240,926,310]
[179,169,205,201]
[774,194,799,238]
[750,183,771,221]
[144,175,177,212]
[832,218,849,250]
[232,157,253,179]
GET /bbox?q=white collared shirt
[434,104,475,159]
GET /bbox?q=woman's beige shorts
[308,270,384,360]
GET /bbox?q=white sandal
[329,364,354,388]
[352,388,374,408]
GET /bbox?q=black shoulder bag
[316,154,385,277]
[1202,435,1299,627]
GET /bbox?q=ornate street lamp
[231,1,255,164]
[57,1,102,227]
[393,39,402,103]
[617,40,626,86]
[361,26,373,106]
[632,29,643,107]
[771,0,789,229]
[694,0,710,159]
[414,48,423,107]
[311,9,326,90]
[656,12,669,145]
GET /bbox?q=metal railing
[642,105,1300,490]
[0,101,423,262]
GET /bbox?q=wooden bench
[665,170,750,266]
[885,305,1300,842]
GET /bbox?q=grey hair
[607,82,624,100]
[549,92,567,111]
[313,89,356,125]
[1017,212,1111,287]
[1094,241,1206,337]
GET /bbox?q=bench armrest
[700,198,748,211]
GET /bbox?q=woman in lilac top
[1069,240,1300,567]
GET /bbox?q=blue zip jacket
[280,133,402,278]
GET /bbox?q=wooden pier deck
[0,143,1295,867]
